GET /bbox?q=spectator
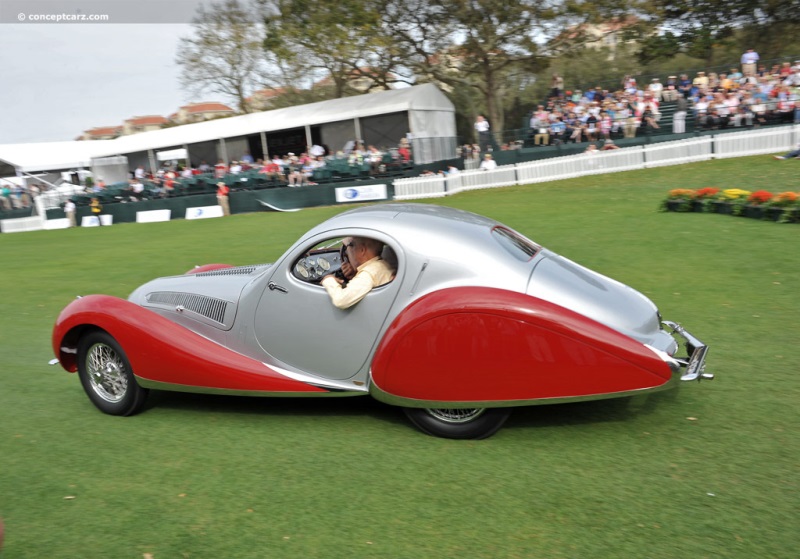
[214,159,227,179]
[649,78,663,101]
[550,74,564,99]
[678,73,692,98]
[662,76,679,101]
[741,48,760,76]
[367,145,383,175]
[550,117,566,145]
[64,198,76,227]
[773,142,800,159]
[601,139,619,150]
[674,94,688,133]
[90,197,103,225]
[229,161,242,175]
[286,155,304,186]
[216,181,230,215]
[531,106,550,146]
[479,153,497,171]
[474,115,491,152]
[259,159,284,183]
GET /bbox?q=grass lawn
[0,154,797,558]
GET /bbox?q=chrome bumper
[663,321,713,381]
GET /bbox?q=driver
[321,236,394,309]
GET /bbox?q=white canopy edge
[1,84,455,173]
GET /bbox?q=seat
[380,245,398,283]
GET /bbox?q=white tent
[0,84,456,175]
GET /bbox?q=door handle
[268,281,288,294]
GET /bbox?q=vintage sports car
[51,203,711,439]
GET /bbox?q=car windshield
[491,226,540,261]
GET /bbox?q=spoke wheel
[404,407,512,439]
[77,331,148,416]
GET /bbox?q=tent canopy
[0,84,455,173]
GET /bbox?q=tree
[630,0,763,65]
[376,0,558,142]
[260,0,398,98]
[176,0,273,113]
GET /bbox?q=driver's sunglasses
[344,242,356,251]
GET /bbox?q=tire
[77,331,148,416]
[403,407,512,439]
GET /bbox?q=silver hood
[128,264,271,331]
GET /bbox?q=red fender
[371,287,673,403]
[52,295,326,394]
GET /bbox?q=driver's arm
[321,269,376,309]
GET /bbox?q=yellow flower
[721,188,751,200]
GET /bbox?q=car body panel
[370,287,673,405]
[52,203,709,421]
[53,295,330,394]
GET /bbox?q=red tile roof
[181,102,234,114]
[125,115,168,126]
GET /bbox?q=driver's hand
[341,261,356,280]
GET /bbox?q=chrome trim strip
[135,377,365,398]
[267,363,370,392]
[368,375,679,409]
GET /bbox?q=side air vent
[146,291,229,324]
[194,265,259,277]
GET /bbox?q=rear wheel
[77,331,148,416]
[403,407,512,439]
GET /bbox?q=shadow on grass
[506,388,680,432]
[148,390,409,427]
[145,384,682,434]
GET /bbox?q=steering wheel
[293,248,344,283]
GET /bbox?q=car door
[253,231,401,380]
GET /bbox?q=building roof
[181,102,234,114]
[125,115,168,126]
[0,84,455,173]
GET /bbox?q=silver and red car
[51,203,711,439]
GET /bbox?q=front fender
[370,287,674,405]
[52,295,326,394]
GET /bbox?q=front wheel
[77,331,148,416]
[403,407,512,439]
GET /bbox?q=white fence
[714,126,796,159]
[3,125,798,231]
[397,125,799,200]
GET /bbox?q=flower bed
[661,188,799,223]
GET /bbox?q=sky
[0,21,199,145]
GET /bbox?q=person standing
[89,197,103,226]
[216,182,230,216]
[64,198,76,228]
[673,94,688,134]
[741,48,759,77]
[474,115,491,153]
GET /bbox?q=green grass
[1,155,797,558]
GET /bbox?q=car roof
[326,203,500,234]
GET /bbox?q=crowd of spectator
[0,181,37,211]
[518,53,800,148]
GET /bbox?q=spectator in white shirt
[479,153,497,171]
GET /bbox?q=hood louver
[146,291,229,324]
[194,265,258,277]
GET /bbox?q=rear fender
[370,287,673,404]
